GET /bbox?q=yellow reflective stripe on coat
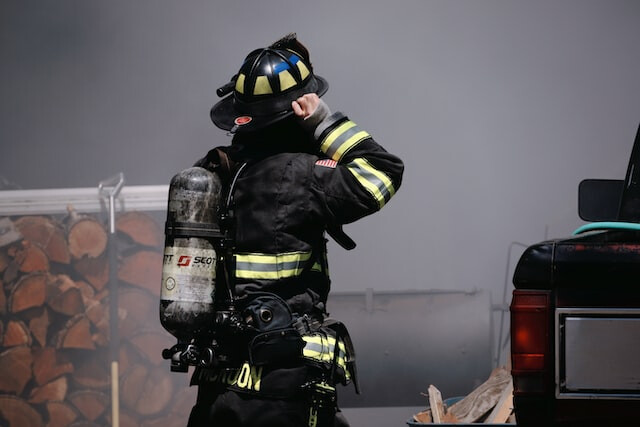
[235,251,323,280]
[320,120,370,161]
[302,334,350,378]
[347,157,396,208]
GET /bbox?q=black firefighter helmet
[210,33,328,133]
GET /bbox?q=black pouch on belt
[324,318,361,394]
[242,293,305,366]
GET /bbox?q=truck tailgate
[556,308,640,398]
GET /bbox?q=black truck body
[510,124,640,426]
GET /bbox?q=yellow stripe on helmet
[235,73,246,94]
[296,60,310,80]
[279,70,297,91]
[253,75,273,95]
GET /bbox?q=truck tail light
[510,290,551,393]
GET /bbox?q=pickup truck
[510,124,640,426]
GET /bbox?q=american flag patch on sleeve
[315,159,337,168]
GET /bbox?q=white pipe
[0,185,169,215]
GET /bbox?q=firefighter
[186,34,404,427]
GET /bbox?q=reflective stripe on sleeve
[346,158,396,208]
[320,120,370,162]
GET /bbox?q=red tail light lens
[511,290,551,372]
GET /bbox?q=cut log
[169,384,198,418]
[3,259,19,285]
[485,378,514,423]
[105,409,140,427]
[47,278,85,317]
[28,307,49,347]
[128,330,175,366]
[447,367,512,423]
[84,297,109,347]
[68,390,109,422]
[118,341,143,375]
[55,314,95,350]
[120,363,174,417]
[32,347,74,386]
[29,375,68,403]
[141,414,184,427]
[9,272,48,313]
[0,346,33,394]
[0,395,44,427]
[46,401,79,427]
[74,279,96,305]
[73,255,109,291]
[120,363,148,412]
[7,243,19,257]
[118,249,162,296]
[13,215,71,264]
[115,287,157,339]
[15,240,50,273]
[71,354,110,390]
[0,280,5,315]
[116,211,163,248]
[66,209,108,260]
[427,384,445,423]
[3,319,32,347]
[0,250,10,273]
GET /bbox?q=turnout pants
[185,296,357,427]
[187,385,350,427]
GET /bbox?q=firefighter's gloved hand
[293,93,331,133]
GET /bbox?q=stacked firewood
[413,367,515,424]
[0,211,195,426]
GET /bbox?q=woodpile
[412,367,515,424]
[0,211,195,427]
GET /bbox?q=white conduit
[0,185,169,215]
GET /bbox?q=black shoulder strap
[194,146,237,187]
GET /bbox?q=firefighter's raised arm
[296,94,404,225]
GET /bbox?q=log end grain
[0,346,33,395]
[68,218,108,260]
[9,272,48,313]
[0,395,44,427]
[116,211,163,248]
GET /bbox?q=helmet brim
[210,75,328,133]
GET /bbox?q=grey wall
[2,0,640,410]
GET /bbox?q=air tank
[160,166,223,342]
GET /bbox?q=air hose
[573,221,640,235]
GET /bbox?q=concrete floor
[340,406,424,427]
